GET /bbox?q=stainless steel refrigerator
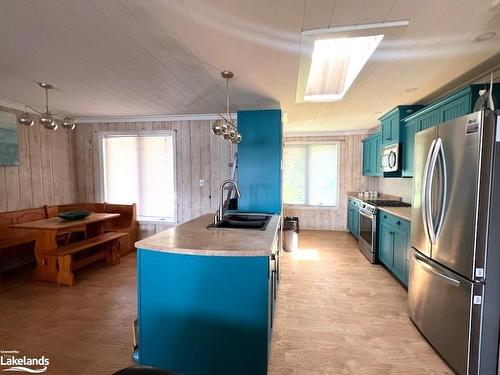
[409,110,500,375]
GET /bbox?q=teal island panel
[237,109,282,214]
[137,249,271,375]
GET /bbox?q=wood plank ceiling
[0,0,499,132]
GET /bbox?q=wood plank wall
[74,120,235,238]
[0,105,78,212]
[283,134,377,231]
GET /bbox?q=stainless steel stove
[358,200,411,263]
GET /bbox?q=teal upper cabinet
[372,134,382,174]
[404,84,500,130]
[419,110,441,131]
[401,83,500,177]
[362,131,382,177]
[362,138,371,175]
[402,118,421,177]
[237,109,282,214]
[379,106,424,145]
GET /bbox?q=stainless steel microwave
[380,143,400,172]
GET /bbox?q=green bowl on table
[57,210,92,221]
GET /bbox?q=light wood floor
[0,231,452,374]
[269,231,452,375]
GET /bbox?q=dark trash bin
[283,216,299,252]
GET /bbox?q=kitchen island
[134,214,281,375]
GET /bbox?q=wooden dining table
[11,213,120,284]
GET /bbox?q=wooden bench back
[0,213,16,239]
[56,203,106,214]
[0,208,46,239]
[103,203,136,230]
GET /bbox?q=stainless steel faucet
[215,179,241,224]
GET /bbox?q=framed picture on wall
[0,110,19,166]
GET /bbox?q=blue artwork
[0,110,19,165]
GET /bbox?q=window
[100,132,176,222]
[283,142,339,207]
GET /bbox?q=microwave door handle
[434,140,447,241]
[422,139,437,243]
[388,151,396,168]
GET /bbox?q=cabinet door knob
[390,231,395,235]
[397,221,401,225]
[383,215,387,219]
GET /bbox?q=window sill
[284,204,338,210]
[137,218,177,225]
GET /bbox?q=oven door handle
[359,210,374,220]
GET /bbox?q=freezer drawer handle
[414,256,461,287]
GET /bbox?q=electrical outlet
[199,179,204,187]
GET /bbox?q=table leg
[106,240,121,265]
[57,255,74,286]
[33,231,59,283]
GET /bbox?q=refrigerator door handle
[427,138,442,244]
[422,139,437,243]
[414,254,461,287]
[434,140,447,242]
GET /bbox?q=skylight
[304,35,384,102]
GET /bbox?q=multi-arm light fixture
[211,71,241,144]
[17,83,76,131]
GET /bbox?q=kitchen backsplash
[376,177,413,203]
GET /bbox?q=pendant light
[17,82,75,131]
[211,71,241,144]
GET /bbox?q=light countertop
[378,207,412,222]
[135,213,281,256]
[346,192,412,221]
[346,191,402,201]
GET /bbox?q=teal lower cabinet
[136,249,277,375]
[378,220,394,267]
[347,197,360,239]
[377,211,410,286]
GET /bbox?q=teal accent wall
[237,109,282,214]
[137,249,271,375]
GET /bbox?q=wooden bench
[45,203,138,255]
[41,232,127,286]
[0,208,44,275]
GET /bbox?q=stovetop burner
[364,200,411,207]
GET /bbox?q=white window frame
[97,130,177,224]
[283,140,340,209]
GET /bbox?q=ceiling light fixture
[475,32,496,42]
[17,83,75,131]
[405,87,418,92]
[211,71,241,144]
[303,35,384,102]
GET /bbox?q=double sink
[208,214,271,231]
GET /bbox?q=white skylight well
[303,35,384,102]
